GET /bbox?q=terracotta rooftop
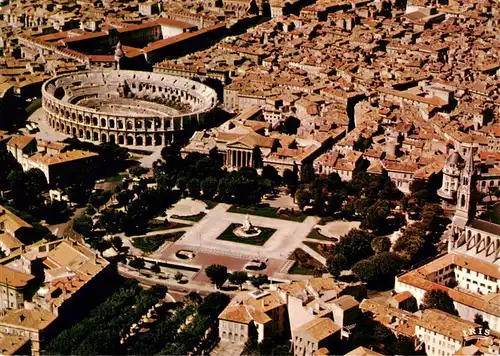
[0,308,56,332]
[0,265,35,288]
[0,205,32,234]
[417,309,480,341]
[294,317,340,342]
[345,346,383,356]
[0,332,29,356]
[7,135,35,150]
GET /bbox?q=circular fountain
[233,215,261,238]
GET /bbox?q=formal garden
[228,204,308,222]
[132,232,185,253]
[216,223,276,246]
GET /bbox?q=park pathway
[301,243,327,265]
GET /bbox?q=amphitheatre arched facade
[42,70,218,147]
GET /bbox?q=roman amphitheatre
[41,70,218,147]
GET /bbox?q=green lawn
[132,232,185,253]
[25,98,42,115]
[170,212,206,222]
[228,205,308,222]
[148,219,189,232]
[201,200,219,209]
[289,264,318,275]
[105,175,123,182]
[216,223,276,246]
[288,248,324,275]
[306,228,330,241]
[128,148,153,156]
[303,241,328,257]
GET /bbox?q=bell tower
[114,41,124,70]
[452,147,476,228]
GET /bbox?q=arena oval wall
[42,70,218,147]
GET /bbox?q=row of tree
[154,149,278,205]
[205,264,269,290]
[44,280,167,355]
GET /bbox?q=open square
[216,223,276,246]
[154,203,319,261]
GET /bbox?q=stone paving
[167,198,207,217]
[261,190,298,209]
[29,107,68,142]
[317,220,361,239]
[170,203,319,261]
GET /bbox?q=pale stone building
[0,308,56,356]
[7,135,98,184]
[0,266,35,310]
[218,289,287,344]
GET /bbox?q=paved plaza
[318,220,361,238]
[30,107,68,142]
[167,198,207,217]
[163,203,319,261]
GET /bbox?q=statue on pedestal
[242,215,252,232]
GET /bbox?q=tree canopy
[0,148,22,191]
[205,264,229,289]
[228,271,248,289]
[330,229,376,268]
[422,290,458,316]
[352,252,403,288]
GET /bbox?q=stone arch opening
[85,116,90,124]
[56,122,60,130]
[101,118,107,127]
[126,121,133,130]
[155,134,162,146]
[109,134,116,144]
[72,127,77,136]
[145,136,152,146]
[109,120,115,129]
[101,133,107,143]
[78,114,83,123]
[136,121,143,129]
[86,130,91,139]
[93,132,99,141]
[118,136,125,145]
[146,120,153,129]
[136,136,144,146]
[78,129,84,138]
[92,117,98,126]
[66,126,70,135]
[118,120,124,129]
[126,136,134,145]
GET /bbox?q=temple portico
[226,148,254,169]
